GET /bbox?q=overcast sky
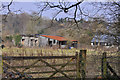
[1,1,115,21]
[2,2,102,19]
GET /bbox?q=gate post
[76,51,80,79]
[0,52,2,80]
[101,52,108,78]
[76,50,86,80]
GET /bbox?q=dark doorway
[48,41,52,47]
[31,39,33,47]
[35,40,37,46]
[72,41,78,48]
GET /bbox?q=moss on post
[101,52,108,78]
[76,50,86,80]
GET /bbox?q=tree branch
[2,0,14,22]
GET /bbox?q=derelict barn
[38,35,68,48]
[38,35,78,48]
[21,35,39,47]
[21,34,78,48]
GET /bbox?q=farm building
[91,35,113,47]
[21,34,39,47]
[37,35,78,48]
[91,39,111,46]
[21,34,78,48]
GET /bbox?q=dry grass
[2,47,78,56]
[2,47,118,57]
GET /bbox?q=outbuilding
[21,34,78,48]
[38,35,78,48]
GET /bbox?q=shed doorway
[48,41,52,47]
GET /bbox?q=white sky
[1,0,118,21]
[1,2,100,19]
[1,0,119,2]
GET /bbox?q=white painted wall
[39,36,48,47]
[21,36,39,47]
[39,36,59,47]
[21,36,30,46]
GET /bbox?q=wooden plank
[101,52,108,78]
[3,61,31,78]
[2,76,76,80]
[107,62,120,79]
[39,58,71,79]
[9,63,76,68]
[106,56,120,59]
[3,61,20,73]
[76,50,86,79]
[3,56,75,60]
[25,69,76,74]
[80,50,86,79]
[49,58,75,78]
[76,51,80,79]
[107,62,119,64]
[0,55,3,75]
[22,59,41,72]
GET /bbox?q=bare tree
[2,0,22,22]
[35,0,90,30]
[2,0,13,21]
[2,1,120,50]
[96,1,120,50]
[1,1,104,29]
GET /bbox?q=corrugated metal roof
[91,35,117,43]
[41,35,67,41]
[91,35,108,42]
[41,35,77,41]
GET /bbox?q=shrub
[13,35,22,47]
[5,35,13,42]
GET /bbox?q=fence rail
[3,56,75,60]
[101,52,120,79]
[106,56,120,58]
[2,50,87,80]
[7,63,76,68]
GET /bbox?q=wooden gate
[2,50,86,80]
[101,52,120,79]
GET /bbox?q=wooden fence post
[76,50,86,80]
[101,52,108,78]
[76,51,80,79]
[0,54,3,80]
[80,50,86,79]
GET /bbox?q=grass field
[1,47,119,57]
